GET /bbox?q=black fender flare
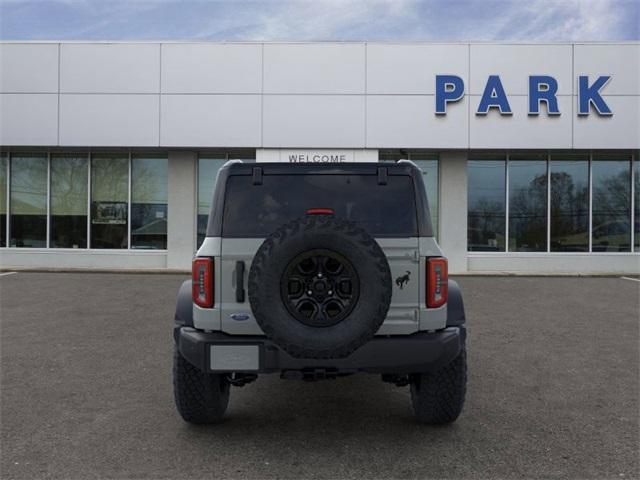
[175,279,193,329]
[447,279,466,327]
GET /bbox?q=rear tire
[173,346,230,424]
[410,344,467,424]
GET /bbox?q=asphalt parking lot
[1,272,638,480]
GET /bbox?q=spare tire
[248,215,392,359]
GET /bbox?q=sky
[0,0,638,42]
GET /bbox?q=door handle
[235,261,245,303]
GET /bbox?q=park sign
[435,75,613,116]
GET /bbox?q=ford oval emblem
[230,313,250,321]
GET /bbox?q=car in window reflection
[467,228,505,251]
[591,219,636,252]
[551,219,635,252]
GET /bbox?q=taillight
[192,257,214,308]
[306,208,335,215]
[427,257,448,308]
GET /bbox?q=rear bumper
[175,326,465,375]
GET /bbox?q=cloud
[0,0,637,41]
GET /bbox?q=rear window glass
[222,174,418,237]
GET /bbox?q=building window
[550,154,589,252]
[50,154,88,248]
[592,153,632,252]
[91,154,128,249]
[468,151,638,254]
[635,157,639,251]
[468,156,506,251]
[508,153,548,252]
[0,154,6,247]
[10,154,47,248]
[131,155,168,249]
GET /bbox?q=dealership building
[0,41,638,273]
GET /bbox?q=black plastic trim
[174,280,194,328]
[176,326,464,374]
[446,279,466,327]
[235,261,245,303]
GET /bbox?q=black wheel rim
[280,249,360,327]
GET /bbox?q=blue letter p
[435,75,464,115]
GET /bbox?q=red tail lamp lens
[192,257,214,308]
[427,257,448,308]
[305,208,335,215]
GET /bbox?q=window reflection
[508,155,547,252]
[197,157,227,248]
[50,155,88,248]
[91,155,128,249]
[379,151,439,239]
[412,154,438,238]
[222,174,418,237]
[635,158,639,251]
[0,155,6,247]
[592,155,631,252]
[550,155,589,252]
[468,159,506,251]
[131,156,168,249]
[10,154,47,247]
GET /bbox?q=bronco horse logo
[395,271,411,289]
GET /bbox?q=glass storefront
[0,154,6,247]
[131,155,168,249]
[549,154,589,252]
[50,154,88,248]
[468,151,638,253]
[592,153,632,252]
[0,149,637,260]
[10,154,47,248]
[508,153,548,252]
[633,159,640,252]
[468,156,506,251]
[91,154,128,249]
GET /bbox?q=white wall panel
[470,44,573,95]
[60,43,160,93]
[574,44,640,95]
[468,253,640,274]
[0,44,58,93]
[469,95,573,149]
[0,250,167,270]
[263,95,364,147]
[264,43,365,94]
[161,44,261,93]
[366,95,468,148]
[573,96,640,149]
[161,94,261,147]
[59,94,159,146]
[367,44,468,94]
[0,94,58,145]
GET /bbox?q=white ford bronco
[173,161,467,424]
